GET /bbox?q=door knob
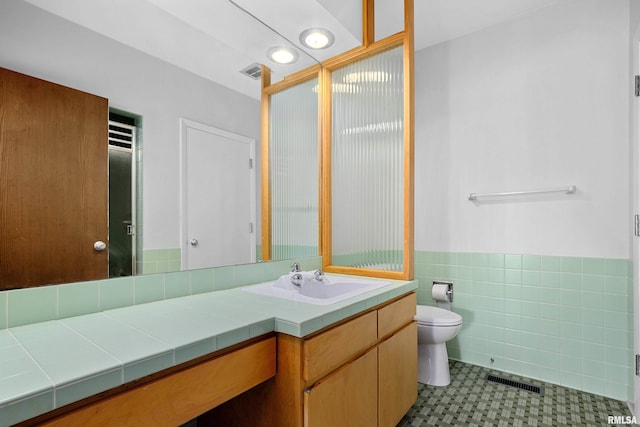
[190,239,199,247]
[93,241,107,252]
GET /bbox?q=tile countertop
[0,275,416,427]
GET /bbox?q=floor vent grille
[485,373,544,395]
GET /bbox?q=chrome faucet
[291,273,303,287]
[313,269,325,282]
[290,263,303,286]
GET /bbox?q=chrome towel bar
[468,185,576,201]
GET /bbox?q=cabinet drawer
[377,292,416,339]
[303,310,377,384]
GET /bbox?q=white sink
[242,274,391,305]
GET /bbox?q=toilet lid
[414,305,462,326]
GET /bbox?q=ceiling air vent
[240,63,262,80]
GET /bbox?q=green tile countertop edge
[0,275,416,427]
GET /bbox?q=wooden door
[304,347,377,427]
[0,68,108,289]
[378,321,418,427]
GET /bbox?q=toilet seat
[415,305,462,327]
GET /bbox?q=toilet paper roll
[432,283,450,302]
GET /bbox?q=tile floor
[397,360,632,427]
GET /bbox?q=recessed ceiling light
[267,47,298,64]
[299,28,335,50]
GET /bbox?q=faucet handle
[291,273,303,287]
[290,262,301,273]
[313,269,325,281]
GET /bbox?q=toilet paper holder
[433,281,453,302]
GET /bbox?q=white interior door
[180,119,256,270]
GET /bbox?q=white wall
[629,0,640,414]
[0,1,261,250]
[415,0,631,258]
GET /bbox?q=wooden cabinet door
[378,321,417,427]
[304,347,377,427]
[0,68,108,289]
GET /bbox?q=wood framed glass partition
[261,0,414,281]
[261,67,322,262]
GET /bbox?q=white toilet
[414,305,462,386]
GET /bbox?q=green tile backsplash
[7,286,58,328]
[140,248,182,274]
[415,251,633,402]
[2,248,632,404]
[2,256,322,329]
[58,281,100,319]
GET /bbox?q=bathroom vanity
[2,276,416,427]
[203,292,417,427]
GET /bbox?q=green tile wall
[140,248,181,274]
[2,256,321,329]
[415,251,633,401]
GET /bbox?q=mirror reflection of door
[180,119,256,270]
[0,67,108,289]
[108,113,137,277]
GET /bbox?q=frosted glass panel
[270,78,319,260]
[331,46,404,271]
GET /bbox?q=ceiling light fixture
[267,47,298,64]
[299,28,335,50]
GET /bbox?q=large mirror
[0,0,361,289]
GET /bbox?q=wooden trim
[39,337,276,427]
[273,334,305,427]
[260,65,272,261]
[320,66,333,271]
[317,67,325,258]
[403,0,415,281]
[322,265,408,281]
[263,64,321,95]
[362,0,375,47]
[322,33,403,71]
